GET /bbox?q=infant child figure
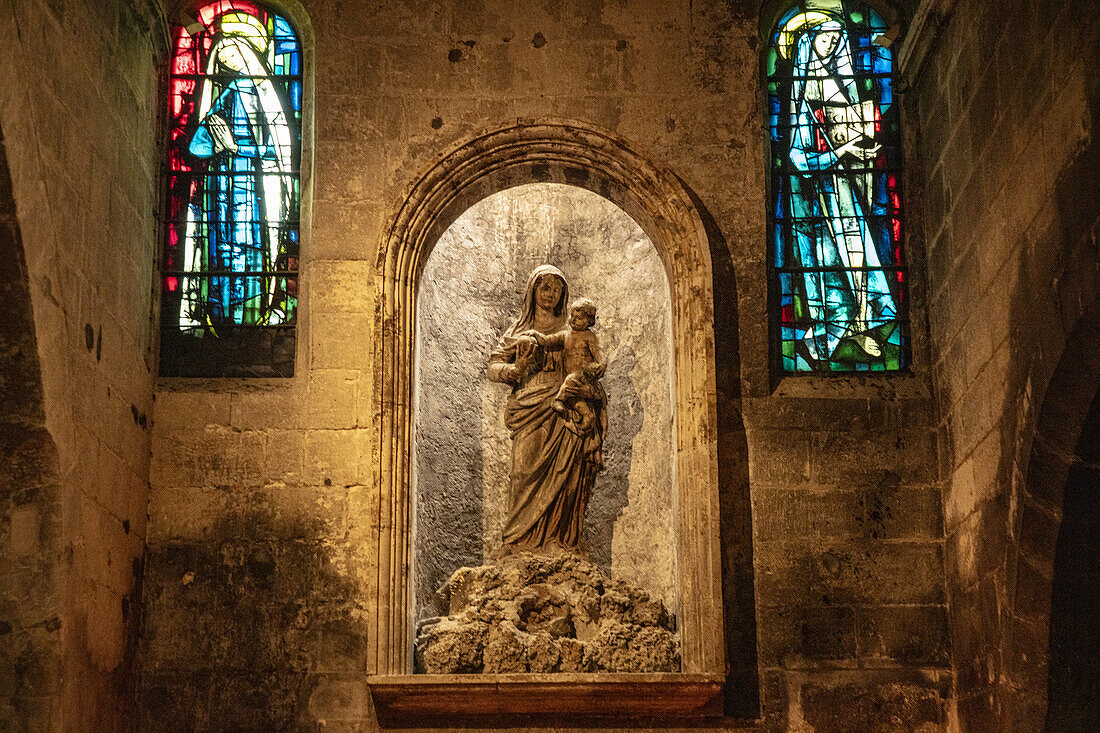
[526,298,605,432]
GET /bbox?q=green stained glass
[768,2,909,374]
[162,2,303,377]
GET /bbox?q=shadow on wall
[138,488,369,731]
[412,182,677,620]
[1019,301,1100,729]
[1047,382,1100,730]
[588,342,640,571]
[0,123,64,732]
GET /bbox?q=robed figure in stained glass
[177,8,298,332]
[770,3,907,372]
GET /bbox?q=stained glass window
[161,1,301,377]
[768,1,907,373]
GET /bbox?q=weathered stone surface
[415,552,678,674]
[799,677,947,732]
[1,2,160,729]
[68,0,1095,729]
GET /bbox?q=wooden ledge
[367,673,723,726]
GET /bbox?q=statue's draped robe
[488,267,605,551]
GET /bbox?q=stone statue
[414,265,678,675]
[487,265,607,554]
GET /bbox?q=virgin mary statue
[784,11,897,362]
[180,11,294,331]
[488,266,606,553]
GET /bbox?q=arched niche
[412,182,679,624]
[368,120,733,717]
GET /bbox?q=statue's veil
[506,264,569,337]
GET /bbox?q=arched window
[767,1,907,373]
[161,1,302,377]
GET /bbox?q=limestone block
[262,429,307,484]
[304,429,366,487]
[757,605,857,667]
[855,605,950,666]
[307,369,360,429]
[230,389,304,431]
[309,313,375,371]
[757,540,946,607]
[153,392,231,430]
[308,260,376,315]
[7,506,39,556]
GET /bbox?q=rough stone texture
[415,552,679,674]
[0,126,64,733]
[0,2,161,730]
[0,0,1073,729]
[138,0,953,729]
[1046,386,1100,732]
[911,0,1100,728]
[415,183,676,621]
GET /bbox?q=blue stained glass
[767,2,908,373]
[164,2,302,343]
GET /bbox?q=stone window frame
[156,0,316,379]
[366,120,730,720]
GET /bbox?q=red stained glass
[163,2,302,347]
[812,107,829,152]
[196,0,261,27]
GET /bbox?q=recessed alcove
[366,121,731,721]
[412,182,678,628]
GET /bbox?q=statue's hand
[514,337,536,375]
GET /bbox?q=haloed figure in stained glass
[771,3,907,372]
[180,10,295,330]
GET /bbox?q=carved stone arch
[370,119,727,684]
[1007,297,1100,725]
[758,0,911,44]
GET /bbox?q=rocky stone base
[414,552,679,674]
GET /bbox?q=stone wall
[0,124,64,732]
[911,0,1100,728]
[0,1,163,730]
[414,183,677,619]
[141,0,950,730]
